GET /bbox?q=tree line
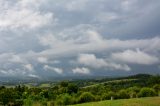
[0,74,160,106]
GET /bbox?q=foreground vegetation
[71,97,160,106]
[0,74,160,106]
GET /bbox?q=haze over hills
[0,73,155,86]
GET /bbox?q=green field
[71,97,160,106]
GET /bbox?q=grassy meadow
[71,97,160,106]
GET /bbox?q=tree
[60,81,69,87]
[40,90,49,98]
[127,86,140,98]
[148,75,160,85]
[56,94,73,105]
[118,90,130,99]
[78,92,95,103]
[67,83,78,94]
[0,89,17,105]
[102,91,117,100]
[138,87,157,97]
[153,84,160,93]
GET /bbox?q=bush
[127,87,140,98]
[102,91,116,100]
[49,101,55,106]
[60,81,69,87]
[138,88,157,97]
[23,97,33,106]
[56,93,73,105]
[127,86,140,93]
[0,89,17,105]
[14,99,24,106]
[153,84,160,93]
[118,90,130,99]
[67,83,78,94]
[94,95,101,101]
[78,92,95,103]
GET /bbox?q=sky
[0,0,160,79]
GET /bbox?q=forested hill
[0,74,160,106]
[71,74,156,87]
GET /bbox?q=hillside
[71,97,160,106]
[0,74,160,106]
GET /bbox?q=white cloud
[0,0,159,78]
[78,54,106,68]
[0,70,8,74]
[0,0,54,30]
[112,49,159,65]
[24,64,34,71]
[77,54,131,71]
[37,57,48,63]
[37,29,107,58]
[0,69,15,76]
[0,68,27,76]
[87,30,104,43]
[18,0,45,9]
[44,65,63,74]
[39,34,59,47]
[95,12,119,23]
[52,60,61,64]
[66,0,89,11]
[72,67,90,75]
[37,28,160,60]
[28,74,40,78]
[9,55,23,63]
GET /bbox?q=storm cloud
[0,0,160,79]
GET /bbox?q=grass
[39,83,51,88]
[71,97,160,106]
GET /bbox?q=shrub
[127,87,140,98]
[102,91,116,100]
[118,90,130,99]
[14,99,24,106]
[60,81,69,87]
[49,101,55,106]
[67,83,78,94]
[56,93,73,105]
[138,87,157,97]
[153,84,160,93]
[78,92,95,103]
[94,95,101,101]
[23,97,33,106]
[127,86,140,93]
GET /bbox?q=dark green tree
[138,88,157,97]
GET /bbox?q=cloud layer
[0,0,160,79]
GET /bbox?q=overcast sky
[0,0,160,79]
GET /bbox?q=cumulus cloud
[112,49,159,65]
[9,55,23,63]
[44,65,63,74]
[65,0,89,11]
[0,68,30,77]
[78,54,107,68]
[77,54,131,71]
[37,28,160,60]
[37,57,48,63]
[28,74,40,79]
[0,0,160,78]
[0,0,54,30]
[72,67,90,75]
[24,64,34,71]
